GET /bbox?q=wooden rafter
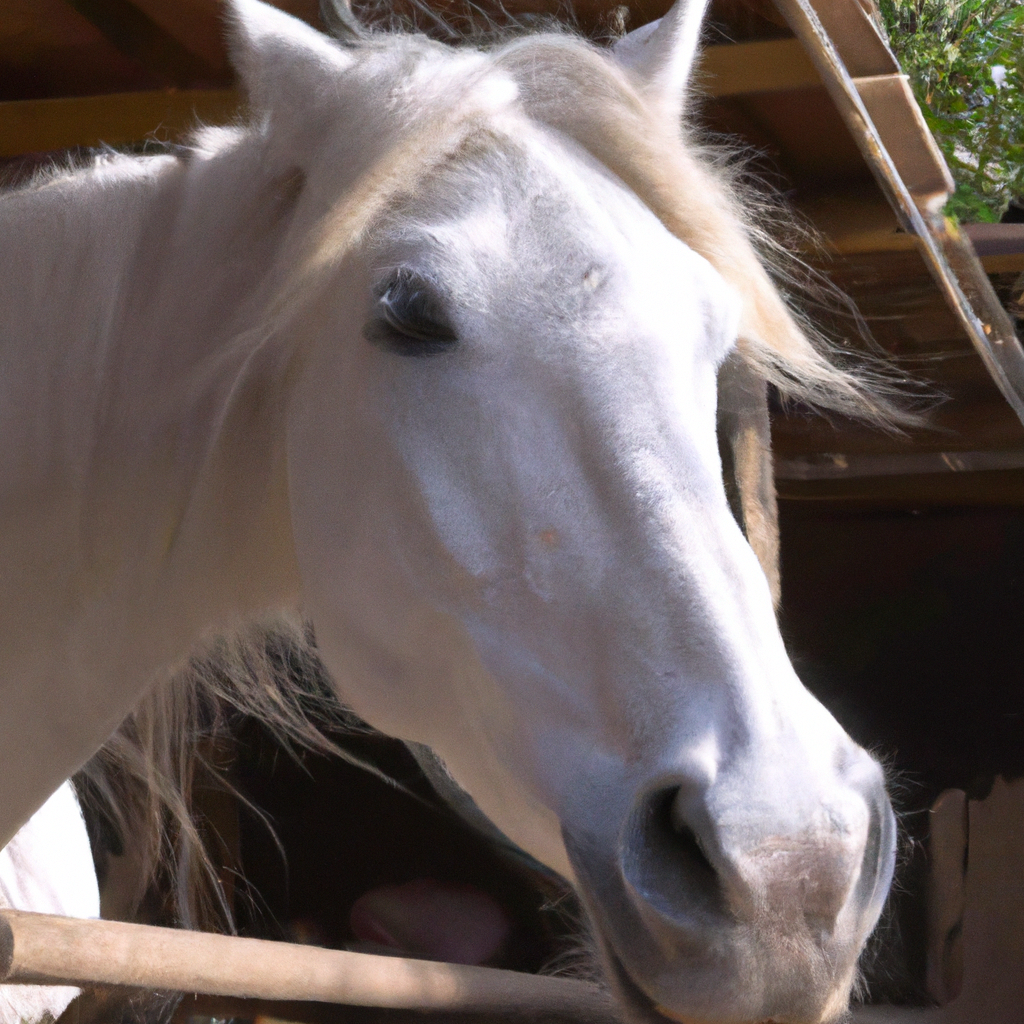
[0,88,239,156]
[61,0,225,85]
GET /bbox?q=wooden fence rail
[0,910,617,1022]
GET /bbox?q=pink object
[350,879,512,965]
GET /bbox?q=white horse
[0,0,899,1020]
[0,783,98,1022]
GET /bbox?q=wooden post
[0,910,616,1021]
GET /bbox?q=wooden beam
[119,0,231,75]
[0,40,817,156]
[853,73,953,213]
[794,187,917,255]
[61,0,223,85]
[120,0,326,73]
[0,910,617,1022]
[699,38,821,97]
[964,223,1024,275]
[0,0,169,101]
[797,0,899,78]
[775,448,1024,480]
[0,38,812,157]
[772,0,1024,430]
[777,468,1024,507]
[980,253,1024,273]
[0,89,240,157]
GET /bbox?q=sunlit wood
[0,910,616,1020]
[0,88,240,156]
[699,38,821,97]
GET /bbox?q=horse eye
[363,271,458,357]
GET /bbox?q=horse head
[226,2,896,1020]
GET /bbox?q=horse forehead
[379,40,512,99]
[400,128,737,319]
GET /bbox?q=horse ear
[320,0,365,42]
[611,0,712,124]
[226,0,355,116]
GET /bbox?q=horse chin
[600,939,715,1024]
[593,925,826,1024]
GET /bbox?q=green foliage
[878,0,1024,222]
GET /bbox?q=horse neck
[0,143,302,842]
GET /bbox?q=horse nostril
[622,788,727,926]
[670,800,717,879]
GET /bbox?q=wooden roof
[2,0,1022,503]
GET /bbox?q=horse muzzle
[563,747,896,1024]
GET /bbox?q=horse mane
[74,616,367,930]
[75,14,912,937]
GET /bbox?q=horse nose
[620,785,730,932]
[621,760,893,943]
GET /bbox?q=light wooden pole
[0,910,617,1021]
